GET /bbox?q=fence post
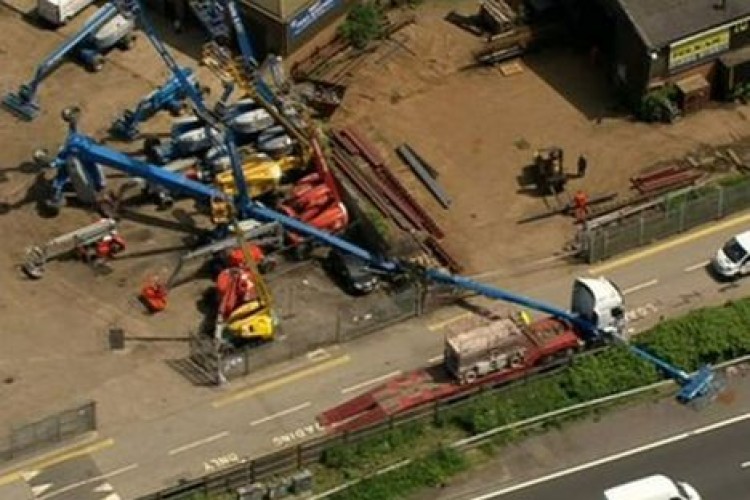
[638,214,645,245]
[679,201,686,232]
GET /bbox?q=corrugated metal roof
[616,0,750,49]
[245,0,312,21]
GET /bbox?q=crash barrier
[0,401,96,462]
[180,283,459,385]
[581,178,750,263]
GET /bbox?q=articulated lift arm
[2,3,119,120]
[45,108,720,405]
[110,66,200,140]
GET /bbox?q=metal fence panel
[1,401,96,462]
[584,180,750,263]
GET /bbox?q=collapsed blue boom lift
[39,103,722,406]
[33,0,723,407]
[3,4,123,120]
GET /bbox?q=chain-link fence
[0,401,96,462]
[183,282,460,384]
[581,179,750,263]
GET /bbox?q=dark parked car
[325,250,379,295]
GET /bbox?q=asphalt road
[4,211,750,498]
[471,414,750,500]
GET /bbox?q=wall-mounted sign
[288,0,341,40]
[669,28,730,70]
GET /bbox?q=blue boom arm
[110,67,198,140]
[2,3,119,120]
[44,108,720,405]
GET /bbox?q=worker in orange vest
[573,190,590,222]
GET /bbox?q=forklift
[531,146,568,196]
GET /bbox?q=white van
[604,474,701,500]
[37,0,95,25]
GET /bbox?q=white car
[712,230,750,279]
[604,474,701,500]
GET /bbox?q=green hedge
[328,447,468,500]
[315,297,750,495]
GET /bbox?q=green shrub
[339,2,385,50]
[330,447,468,500]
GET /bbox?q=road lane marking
[588,210,750,275]
[685,260,710,272]
[168,431,230,456]
[212,354,351,408]
[203,452,240,473]
[741,461,750,469]
[306,348,330,362]
[428,354,444,364]
[38,463,137,500]
[0,437,115,487]
[341,370,402,394]
[428,312,472,331]
[272,422,325,448]
[469,411,750,499]
[250,402,312,426]
[622,279,659,295]
[31,484,53,496]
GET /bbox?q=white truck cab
[712,230,750,279]
[604,474,701,500]
[37,0,94,25]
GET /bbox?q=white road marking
[272,422,325,447]
[622,279,659,295]
[102,494,121,500]
[428,354,444,364]
[93,483,114,493]
[741,461,750,469]
[341,370,402,394]
[684,260,710,272]
[306,348,330,361]
[168,431,230,456]
[250,402,312,426]
[20,470,40,482]
[469,411,750,499]
[38,463,137,500]
[31,483,53,496]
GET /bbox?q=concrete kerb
[310,353,750,499]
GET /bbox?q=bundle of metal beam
[396,144,451,209]
[338,126,445,238]
[329,129,461,272]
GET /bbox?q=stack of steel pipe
[328,127,461,272]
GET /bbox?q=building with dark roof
[588,0,750,113]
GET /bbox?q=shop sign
[669,28,730,69]
[288,0,341,40]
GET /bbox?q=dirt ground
[1,0,750,442]
[332,2,750,273]
[0,3,358,433]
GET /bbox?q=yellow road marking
[427,312,472,331]
[588,210,750,275]
[0,438,114,487]
[212,354,351,408]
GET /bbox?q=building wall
[608,12,652,106]
[240,0,354,57]
[608,9,750,106]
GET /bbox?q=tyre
[87,54,105,73]
[118,34,136,51]
[463,369,477,385]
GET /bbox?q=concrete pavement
[4,211,750,498]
